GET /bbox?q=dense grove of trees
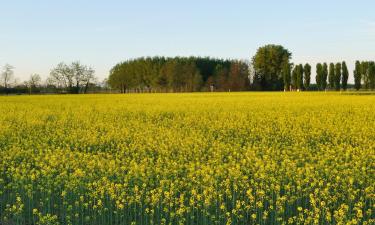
[108,57,250,92]
[353,61,375,90]
[2,45,375,94]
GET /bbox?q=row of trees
[108,46,375,92]
[281,63,312,91]
[251,45,352,91]
[354,61,375,90]
[108,57,251,93]
[315,62,349,91]
[2,45,375,94]
[0,62,106,95]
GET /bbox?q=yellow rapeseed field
[0,92,374,225]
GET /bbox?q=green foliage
[322,63,328,90]
[368,62,375,90]
[108,57,249,92]
[303,63,311,90]
[252,44,292,91]
[354,61,362,90]
[296,64,304,90]
[334,63,341,91]
[291,65,298,90]
[282,61,291,91]
[316,63,323,90]
[341,61,349,90]
[328,63,335,89]
[361,61,370,89]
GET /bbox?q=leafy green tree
[334,63,341,91]
[369,62,375,90]
[316,63,323,90]
[282,60,291,91]
[303,63,311,90]
[341,61,349,91]
[322,63,328,90]
[296,64,304,91]
[328,63,335,89]
[354,61,362,90]
[361,61,370,89]
[227,61,250,91]
[252,44,292,91]
[291,66,297,90]
[214,64,229,91]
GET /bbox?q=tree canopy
[108,57,250,92]
[252,44,292,91]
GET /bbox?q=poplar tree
[328,63,335,89]
[282,61,291,91]
[296,64,303,91]
[316,63,323,90]
[341,61,349,91]
[334,63,341,91]
[291,66,298,90]
[361,62,370,89]
[369,62,375,90]
[322,63,328,90]
[303,63,311,90]
[354,60,362,90]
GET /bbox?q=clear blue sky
[1,0,375,83]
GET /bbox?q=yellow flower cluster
[0,92,374,224]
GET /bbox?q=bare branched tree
[26,74,42,94]
[49,61,96,93]
[1,64,14,94]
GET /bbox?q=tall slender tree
[296,64,304,91]
[334,63,341,91]
[369,62,375,90]
[316,63,323,90]
[322,63,328,90]
[354,60,362,90]
[282,61,291,91]
[291,66,298,91]
[303,63,311,90]
[361,61,370,89]
[328,63,335,89]
[341,61,349,91]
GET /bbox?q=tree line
[2,44,375,94]
[107,57,250,93]
[251,45,353,91]
[314,62,349,91]
[353,61,375,90]
[107,44,372,92]
[0,62,107,95]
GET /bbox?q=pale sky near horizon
[1,0,375,83]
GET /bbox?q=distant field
[0,93,374,225]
